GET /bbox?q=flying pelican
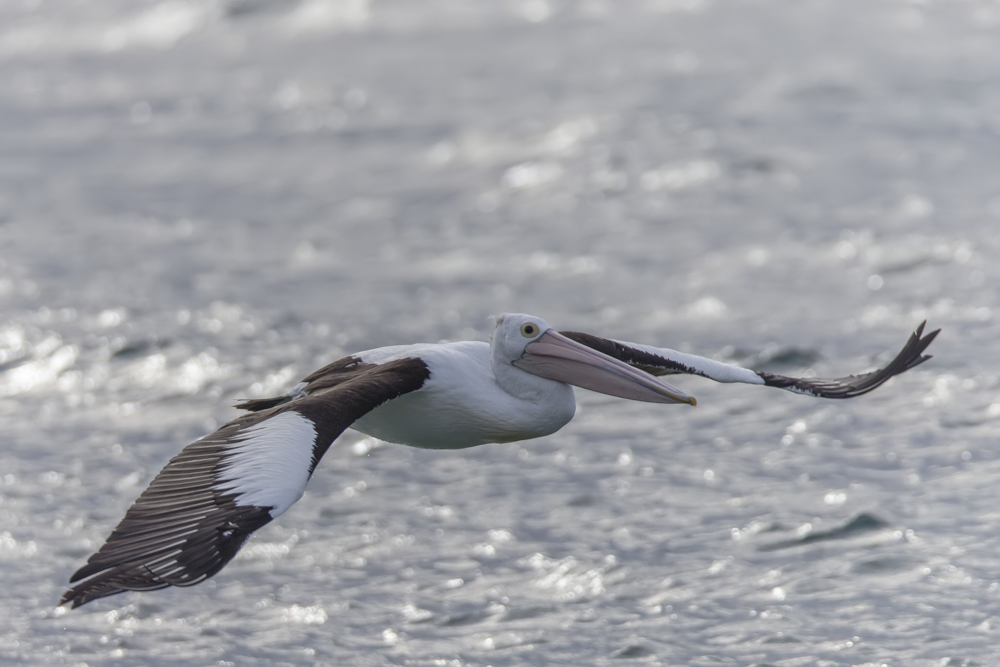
[62,314,938,608]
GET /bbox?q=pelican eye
[520,323,539,338]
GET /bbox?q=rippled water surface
[3,1,1000,665]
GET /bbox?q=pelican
[62,314,938,608]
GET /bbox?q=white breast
[350,341,577,449]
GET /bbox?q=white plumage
[62,313,937,608]
[353,340,576,449]
[215,411,318,517]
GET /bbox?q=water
[2,0,998,664]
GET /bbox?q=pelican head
[492,313,696,405]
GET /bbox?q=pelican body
[61,314,938,608]
[348,341,577,449]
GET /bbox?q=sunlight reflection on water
[1,0,999,665]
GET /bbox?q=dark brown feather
[62,356,429,608]
[561,322,939,399]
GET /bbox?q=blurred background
[1,0,998,664]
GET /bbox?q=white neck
[491,340,566,402]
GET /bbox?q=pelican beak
[513,330,697,406]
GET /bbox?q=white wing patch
[287,381,308,399]
[613,339,765,385]
[215,411,318,518]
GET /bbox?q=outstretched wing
[559,321,938,399]
[62,356,429,609]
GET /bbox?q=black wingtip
[757,320,940,399]
[59,574,129,609]
[60,567,94,608]
[59,585,105,609]
[902,322,940,372]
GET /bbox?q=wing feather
[62,357,429,608]
[560,322,938,399]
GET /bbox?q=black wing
[62,357,429,608]
[754,322,939,398]
[560,321,939,399]
[232,354,375,412]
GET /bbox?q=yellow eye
[520,323,539,338]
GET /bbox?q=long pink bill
[513,330,697,405]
